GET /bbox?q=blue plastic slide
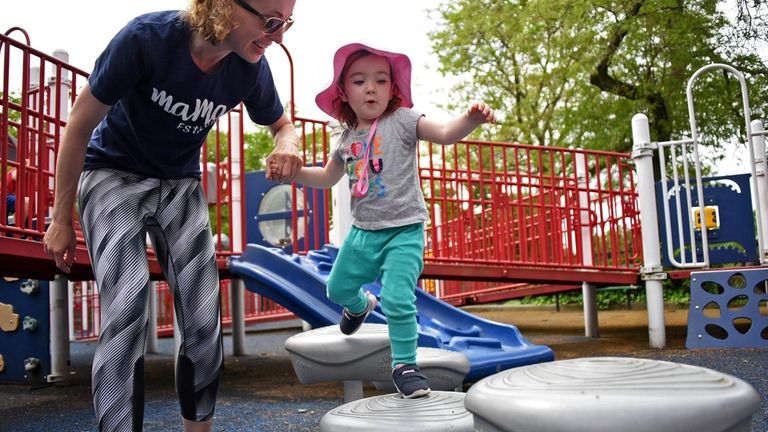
[229,244,554,382]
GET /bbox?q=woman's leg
[78,169,159,431]
[146,178,222,428]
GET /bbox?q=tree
[430,0,768,174]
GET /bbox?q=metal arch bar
[685,63,765,266]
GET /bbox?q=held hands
[265,143,303,183]
[466,102,497,125]
[43,221,77,273]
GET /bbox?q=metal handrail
[656,63,766,268]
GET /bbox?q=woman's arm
[43,84,111,273]
[417,102,496,145]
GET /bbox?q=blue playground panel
[656,173,757,266]
[244,171,328,254]
[686,267,768,349]
[0,278,51,383]
[229,244,554,382]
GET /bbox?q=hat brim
[315,43,413,120]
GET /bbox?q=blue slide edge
[229,244,554,382]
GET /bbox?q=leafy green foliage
[1,92,22,139]
[515,278,690,310]
[429,0,768,167]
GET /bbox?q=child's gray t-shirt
[331,108,427,230]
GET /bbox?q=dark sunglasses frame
[233,0,294,34]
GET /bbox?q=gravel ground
[1,307,765,431]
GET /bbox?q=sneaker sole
[400,388,431,399]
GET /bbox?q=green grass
[508,280,691,310]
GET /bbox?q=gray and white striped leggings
[78,168,223,431]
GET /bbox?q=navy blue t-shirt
[85,10,284,178]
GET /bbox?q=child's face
[341,54,393,128]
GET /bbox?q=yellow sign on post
[692,206,720,230]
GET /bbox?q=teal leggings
[327,223,424,368]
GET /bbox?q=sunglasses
[234,0,294,34]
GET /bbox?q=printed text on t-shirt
[151,88,228,132]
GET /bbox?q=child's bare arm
[417,102,496,145]
[290,158,346,189]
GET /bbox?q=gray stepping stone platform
[284,323,469,391]
[319,391,474,432]
[464,356,761,432]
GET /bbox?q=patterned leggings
[78,169,222,431]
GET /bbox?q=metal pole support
[48,276,70,382]
[631,114,667,349]
[230,278,246,356]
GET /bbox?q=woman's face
[227,0,296,63]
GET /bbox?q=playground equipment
[229,243,555,384]
[633,63,768,348]
[283,323,470,401]
[464,357,760,432]
[310,356,760,431]
[0,277,51,382]
[0,28,764,432]
[686,267,768,348]
[320,391,474,432]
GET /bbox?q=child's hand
[467,102,496,125]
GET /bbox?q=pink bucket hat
[315,43,413,120]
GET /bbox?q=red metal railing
[70,280,293,341]
[419,141,640,270]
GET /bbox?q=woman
[43,1,302,430]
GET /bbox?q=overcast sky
[2,0,456,121]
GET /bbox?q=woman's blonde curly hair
[182,0,237,45]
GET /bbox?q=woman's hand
[43,220,77,273]
[265,144,303,182]
[266,114,303,182]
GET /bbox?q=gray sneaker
[339,291,377,335]
[392,364,431,399]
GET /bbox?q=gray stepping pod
[319,391,474,432]
[284,323,470,400]
[464,356,761,432]
[284,324,392,384]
